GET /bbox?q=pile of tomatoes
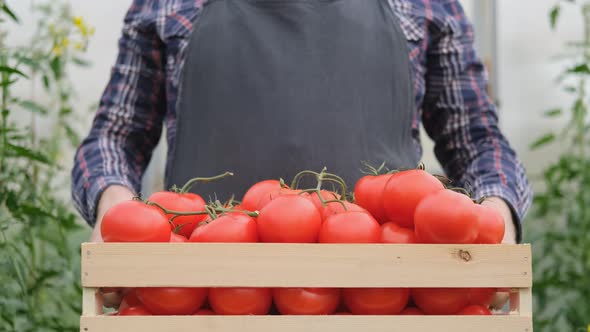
[101,167,505,316]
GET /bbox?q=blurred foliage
[526,1,590,331]
[0,1,92,331]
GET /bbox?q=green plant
[526,1,590,331]
[0,1,92,331]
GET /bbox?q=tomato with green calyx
[474,204,505,244]
[148,191,207,238]
[308,190,340,212]
[257,188,303,210]
[382,170,444,228]
[319,211,380,243]
[343,288,410,315]
[257,195,321,243]
[321,201,367,221]
[414,189,479,244]
[136,287,207,315]
[381,222,416,244]
[354,174,393,224]
[101,200,170,242]
[458,305,492,315]
[241,180,282,211]
[209,288,272,315]
[190,214,258,243]
[412,288,470,315]
[273,288,340,315]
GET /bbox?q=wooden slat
[81,243,531,288]
[82,288,102,316]
[79,315,533,332]
[518,288,533,316]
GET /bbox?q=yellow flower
[73,16,83,27]
[52,45,62,56]
[88,26,95,36]
[62,38,70,47]
[74,42,84,50]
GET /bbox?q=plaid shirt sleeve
[421,1,532,241]
[71,0,166,225]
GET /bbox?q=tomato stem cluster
[177,171,234,193]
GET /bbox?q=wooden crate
[80,243,533,332]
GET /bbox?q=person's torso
[134,0,456,165]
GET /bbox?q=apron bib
[167,0,417,200]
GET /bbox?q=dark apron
[167,0,417,201]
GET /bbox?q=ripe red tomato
[474,205,505,244]
[354,174,393,223]
[189,214,258,242]
[458,305,492,315]
[381,222,416,244]
[414,190,479,244]
[343,288,410,315]
[209,288,272,315]
[136,287,207,315]
[101,200,171,242]
[319,211,381,243]
[170,232,188,242]
[382,170,444,228]
[257,195,321,243]
[321,201,367,220]
[241,180,282,211]
[469,288,496,306]
[308,190,340,212]
[257,188,303,210]
[119,289,141,311]
[148,191,207,238]
[273,288,340,315]
[334,312,352,315]
[400,307,424,315]
[412,288,470,315]
[118,306,152,316]
[193,309,215,315]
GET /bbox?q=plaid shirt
[72,0,533,239]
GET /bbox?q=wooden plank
[518,288,533,316]
[79,315,533,332]
[81,243,531,288]
[82,288,102,316]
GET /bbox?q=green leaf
[60,107,72,116]
[5,143,51,164]
[544,108,562,117]
[563,85,576,93]
[18,100,48,115]
[550,5,560,30]
[0,78,17,87]
[42,74,50,89]
[1,3,19,22]
[0,65,27,78]
[71,57,91,67]
[566,63,590,74]
[49,57,62,80]
[531,133,556,150]
[19,204,59,220]
[64,124,80,147]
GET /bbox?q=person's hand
[90,185,135,242]
[481,196,517,311]
[91,185,135,308]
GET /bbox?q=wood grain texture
[82,288,102,316]
[81,243,532,288]
[79,315,533,332]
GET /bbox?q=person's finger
[490,291,510,311]
[100,288,125,309]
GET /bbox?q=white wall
[8,0,579,194]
